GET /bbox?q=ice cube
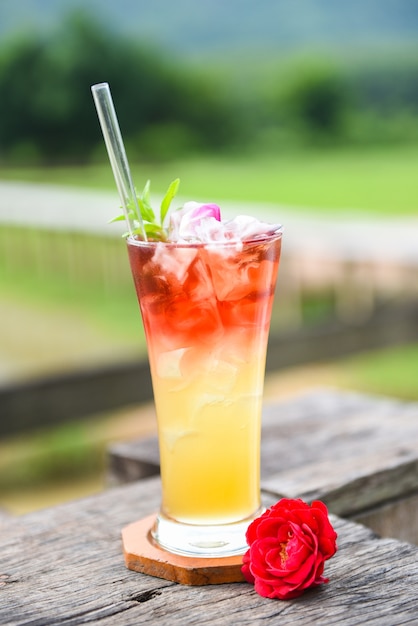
[208,358,239,390]
[196,393,233,410]
[157,347,190,379]
[224,215,281,241]
[161,428,198,452]
[202,246,254,301]
[192,356,240,403]
[151,242,197,282]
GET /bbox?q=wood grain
[0,477,417,625]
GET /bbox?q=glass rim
[126,227,283,249]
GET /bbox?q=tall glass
[127,230,282,557]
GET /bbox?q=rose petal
[168,202,281,243]
[241,550,255,584]
[196,203,221,221]
[241,497,337,601]
[168,202,222,241]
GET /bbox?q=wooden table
[2,389,418,625]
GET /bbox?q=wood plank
[355,493,418,545]
[108,389,418,544]
[260,390,418,513]
[0,477,418,625]
[108,434,160,484]
[107,389,384,483]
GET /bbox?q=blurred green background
[2,4,418,165]
[0,0,417,515]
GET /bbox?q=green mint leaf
[142,179,151,204]
[110,177,180,241]
[144,223,166,241]
[138,197,155,223]
[108,213,128,223]
[138,180,155,223]
[160,178,180,227]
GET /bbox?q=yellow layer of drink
[152,339,267,524]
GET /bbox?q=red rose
[242,498,337,600]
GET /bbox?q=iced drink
[90,83,282,556]
[127,226,282,556]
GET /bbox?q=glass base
[151,509,263,558]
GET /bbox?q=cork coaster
[121,514,246,585]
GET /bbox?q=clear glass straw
[91,82,147,240]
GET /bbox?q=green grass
[2,144,418,215]
[339,343,418,402]
[0,226,144,343]
[0,421,102,491]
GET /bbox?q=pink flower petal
[241,497,337,601]
[168,202,281,243]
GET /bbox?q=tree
[277,60,349,143]
[0,11,239,163]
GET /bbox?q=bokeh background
[1,0,417,515]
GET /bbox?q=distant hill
[1,0,418,62]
